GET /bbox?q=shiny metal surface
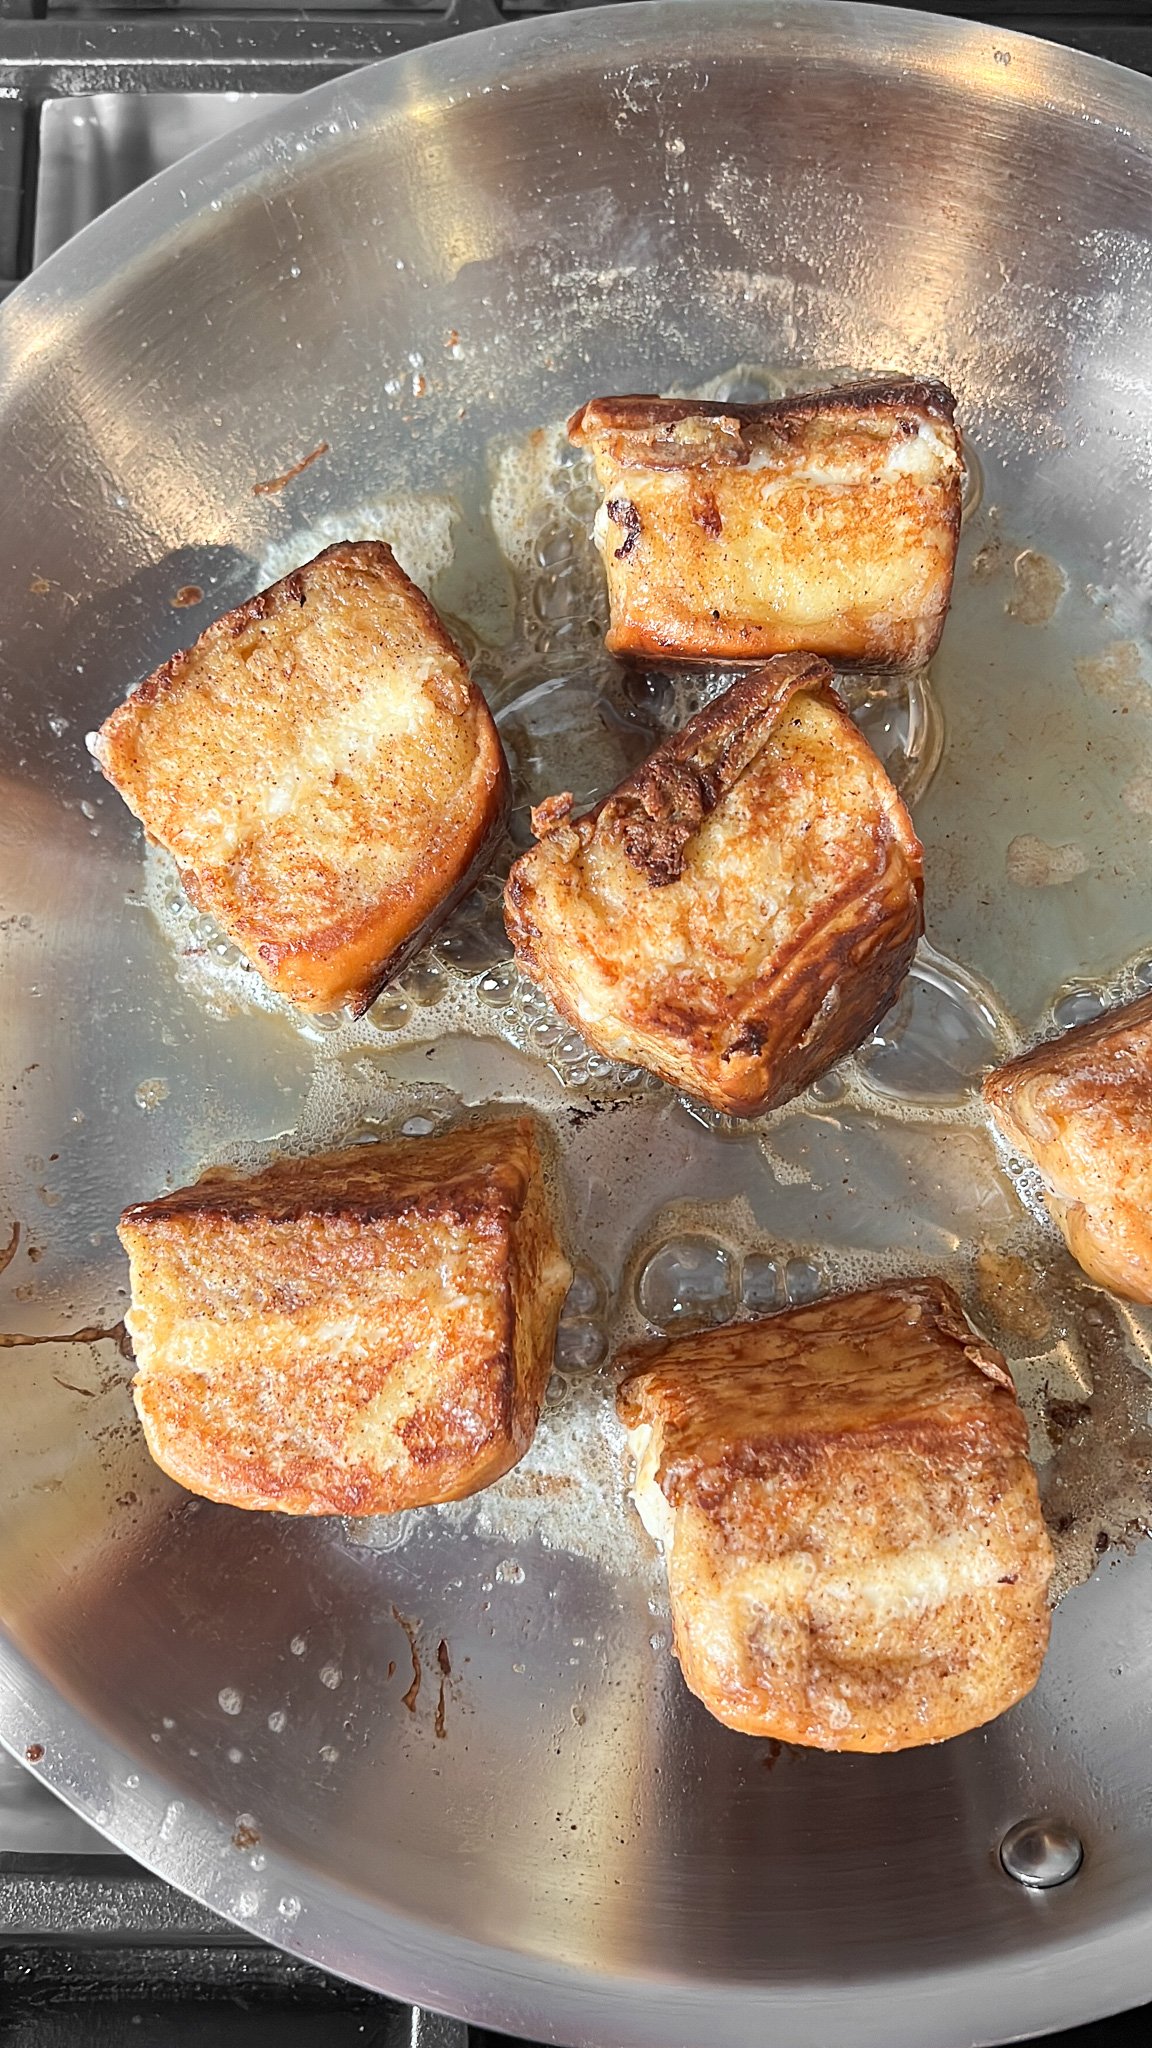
[4,6,1152,2043]
[33,94,291,267]
[0,1744,109,1856]
[1000,1820,1085,1891]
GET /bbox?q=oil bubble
[636,1235,736,1331]
[555,1321,607,1370]
[741,1253,783,1313]
[397,957,447,1007]
[476,961,518,1006]
[853,944,1014,1105]
[838,668,943,809]
[1052,987,1107,1031]
[782,1257,825,1305]
[564,1265,606,1318]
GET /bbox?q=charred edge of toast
[609,653,834,885]
[714,852,922,1071]
[568,378,958,454]
[982,989,1152,1110]
[615,1277,1011,1409]
[118,1117,540,1234]
[119,1181,521,1236]
[115,540,468,717]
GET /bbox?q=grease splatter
[1007,549,1066,624]
[252,441,330,498]
[0,1319,129,1354]
[1005,835,1088,888]
[1076,640,1145,703]
[434,1637,451,1740]
[392,1606,421,1713]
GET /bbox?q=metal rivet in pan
[999,1818,1084,1888]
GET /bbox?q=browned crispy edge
[249,760,510,1018]
[568,379,962,667]
[504,656,925,1111]
[118,540,461,716]
[509,652,839,893]
[614,652,834,885]
[713,835,922,1093]
[120,1116,570,1515]
[615,1276,1013,1421]
[119,1118,537,1233]
[614,1278,1049,1751]
[98,538,511,1015]
[983,990,1152,1115]
[568,377,958,453]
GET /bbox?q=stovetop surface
[3,0,1152,2040]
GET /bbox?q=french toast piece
[568,378,962,667]
[118,1117,572,1515]
[617,1280,1053,1751]
[92,541,509,1014]
[504,653,923,1116]
[983,993,1152,1302]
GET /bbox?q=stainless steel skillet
[4,4,1152,2042]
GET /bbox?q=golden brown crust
[504,656,923,1116]
[568,379,962,667]
[93,541,510,1014]
[119,1117,572,1515]
[569,378,959,452]
[617,1280,1052,1752]
[983,993,1152,1302]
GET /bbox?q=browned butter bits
[91,540,509,1015]
[119,1117,572,1515]
[984,991,1152,1303]
[504,653,923,1116]
[617,1280,1053,1751]
[569,378,962,668]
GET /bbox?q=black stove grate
[3,0,1152,2038]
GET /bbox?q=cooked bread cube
[92,541,509,1014]
[568,378,962,667]
[983,993,1152,1301]
[118,1117,571,1515]
[616,1280,1053,1751]
[504,653,923,1116]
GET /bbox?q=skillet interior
[3,5,1152,2042]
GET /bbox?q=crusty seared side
[119,1117,572,1515]
[92,541,509,1014]
[568,378,962,667]
[504,654,923,1116]
[983,993,1152,1302]
[616,1281,1053,1752]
